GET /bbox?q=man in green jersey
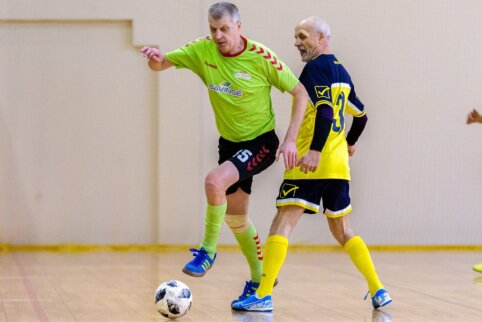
[141,2,308,303]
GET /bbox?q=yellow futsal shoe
[473,263,482,273]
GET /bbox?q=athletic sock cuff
[266,235,289,246]
[344,235,363,252]
[207,202,227,212]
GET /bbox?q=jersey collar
[220,36,247,57]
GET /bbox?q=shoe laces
[239,280,259,299]
[188,247,210,265]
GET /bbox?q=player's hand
[467,108,482,124]
[276,140,298,169]
[348,145,356,157]
[297,150,320,173]
[140,46,161,63]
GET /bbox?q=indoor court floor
[0,249,481,321]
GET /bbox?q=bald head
[294,16,331,62]
[298,16,331,40]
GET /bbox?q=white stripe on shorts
[276,198,320,212]
[325,204,352,218]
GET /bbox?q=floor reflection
[372,309,392,322]
[232,311,273,322]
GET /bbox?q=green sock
[234,223,263,282]
[200,203,227,258]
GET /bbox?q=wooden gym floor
[0,249,481,321]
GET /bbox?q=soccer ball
[155,280,192,319]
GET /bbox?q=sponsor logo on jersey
[234,70,251,80]
[208,81,242,97]
[314,86,331,99]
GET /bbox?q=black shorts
[276,179,352,217]
[218,130,279,195]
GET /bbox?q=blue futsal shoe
[231,279,279,307]
[365,289,392,309]
[182,247,216,277]
[231,280,259,307]
[231,294,273,312]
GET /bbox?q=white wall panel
[1,0,481,245]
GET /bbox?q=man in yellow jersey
[140,2,308,304]
[232,16,392,312]
[466,108,482,273]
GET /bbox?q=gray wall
[1,0,481,245]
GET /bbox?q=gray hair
[208,2,241,23]
[309,17,331,40]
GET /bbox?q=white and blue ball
[155,280,192,319]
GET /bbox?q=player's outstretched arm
[277,83,308,169]
[467,108,482,124]
[140,46,174,71]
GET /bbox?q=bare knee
[269,206,304,237]
[204,163,239,203]
[205,172,225,197]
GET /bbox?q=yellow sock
[344,236,384,296]
[256,235,288,298]
[473,263,482,272]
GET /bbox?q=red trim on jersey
[220,36,248,57]
[248,42,284,71]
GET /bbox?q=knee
[329,221,354,246]
[225,214,250,233]
[269,207,303,237]
[205,172,224,195]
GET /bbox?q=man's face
[294,24,319,62]
[208,15,241,55]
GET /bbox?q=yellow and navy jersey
[284,54,366,180]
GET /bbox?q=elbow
[148,61,161,72]
[355,114,368,127]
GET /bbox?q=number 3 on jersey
[332,91,346,133]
